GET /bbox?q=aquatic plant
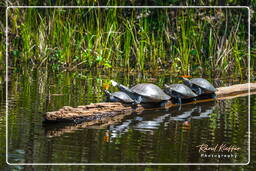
[1,4,252,78]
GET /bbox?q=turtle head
[103,90,113,102]
[181,77,192,87]
[164,84,172,95]
[110,80,132,94]
[104,90,111,96]
[164,84,170,88]
[110,80,118,87]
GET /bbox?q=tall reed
[5,7,249,77]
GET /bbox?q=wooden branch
[216,83,256,97]
[43,83,256,125]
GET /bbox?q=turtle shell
[130,83,170,102]
[190,78,216,92]
[165,84,197,98]
[112,91,134,103]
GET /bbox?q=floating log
[43,83,256,125]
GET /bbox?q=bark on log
[43,83,256,125]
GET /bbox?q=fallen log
[43,82,256,125]
[216,83,256,97]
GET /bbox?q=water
[0,69,255,170]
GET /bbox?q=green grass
[2,6,251,78]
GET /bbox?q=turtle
[182,77,217,97]
[104,90,134,103]
[111,80,170,106]
[164,84,197,104]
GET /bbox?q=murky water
[0,69,255,170]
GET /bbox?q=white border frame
[5,6,251,166]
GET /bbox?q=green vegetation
[1,6,250,78]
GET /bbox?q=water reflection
[106,101,216,139]
[170,101,215,121]
[133,113,171,132]
[1,70,251,165]
[169,106,197,121]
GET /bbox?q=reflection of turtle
[169,106,197,121]
[104,90,134,103]
[111,80,170,106]
[164,84,197,104]
[182,77,217,98]
[192,101,216,119]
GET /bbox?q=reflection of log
[44,111,136,137]
[43,83,256,125]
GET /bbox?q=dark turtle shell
[112,91,134,103]
[130,83,170,102]
[164,84,197,98]
[105,90,134,103]
[190,78,216,92]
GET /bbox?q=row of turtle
[104,77,217,107]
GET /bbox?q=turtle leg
[132,96,142,107]
[178,97,182,104]
[198,88,202,95]
[178,97,182,111]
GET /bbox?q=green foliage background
[0,0,255,77]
